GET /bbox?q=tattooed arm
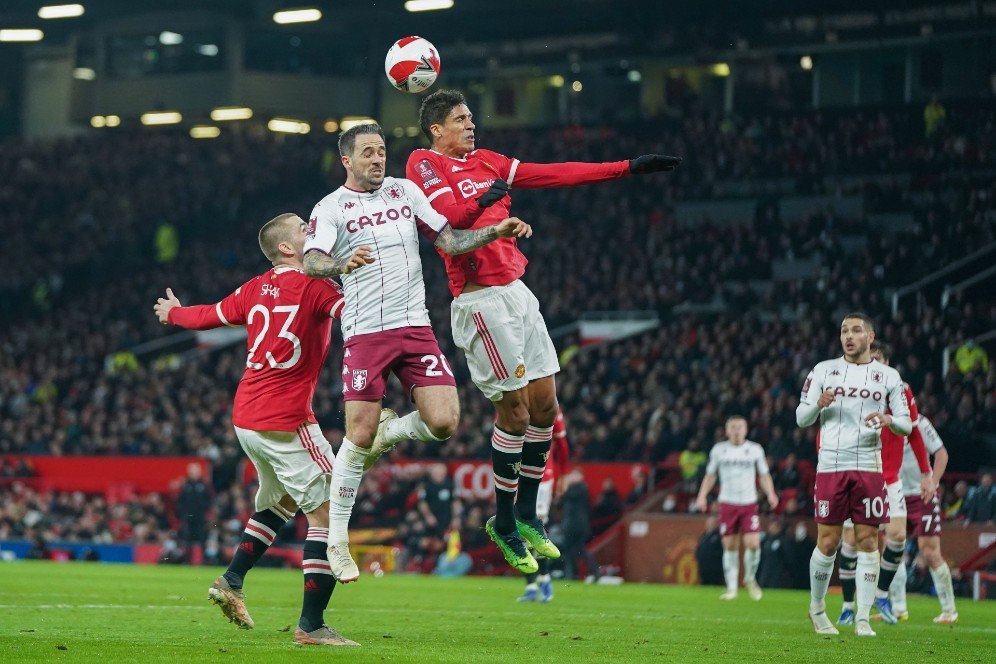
[303,246,375,278]
[433,217,532,255]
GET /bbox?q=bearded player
[797,313,912,637]
[406,89,681,572]
[836,340,934,626]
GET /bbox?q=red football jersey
[168,266,344,431]
[543,409,570,483]
[406,148,629,296]
[881,383,929,483]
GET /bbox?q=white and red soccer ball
[385,36,440,93]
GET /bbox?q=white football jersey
[798,357,910,473]
[705,440,769,505]
[305,177,448,340]
[900,416,943,496]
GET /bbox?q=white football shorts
[234,422,335,514]
[450,279,560,401]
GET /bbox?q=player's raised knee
[425,409,459,440]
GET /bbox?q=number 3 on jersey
[246,304,301,370]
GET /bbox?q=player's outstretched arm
[303,246,375,278]
[510,155,681,190]
[433,217,532,255]
[156,288,226,330]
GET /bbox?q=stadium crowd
[2,103,995,565]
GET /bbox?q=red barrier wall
[13,456,210,494]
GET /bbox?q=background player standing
[154,213,358,646]
[891,415,958,623]
[796,313,912,637]
[836,340,934,626]
[303,123,531,582]
[694,415,778,601]
[407,89,681,573]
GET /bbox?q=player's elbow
[796,407,815,428]
[890,416,913,436]
[302,253,322,277]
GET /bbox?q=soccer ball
[385,36,440,94]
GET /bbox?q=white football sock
[856,550,880,621]
[929,562,957,614]
[327,438,368,544]
[383,411,448,444]
[722,550,739,593]
[890,560,907,612]
[743,547,761,583]
[809,548,836,611]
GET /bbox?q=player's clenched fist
[495,217,532,238]
[154,287,182,324]
[344,246,376,274]
[817,390,835,408]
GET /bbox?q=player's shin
[855,550,880,622]
[743,547,761,584]
[809,548,836,611]
[224,504,294,588]
[929,562,957,614]
[877,538,904,597]
[516,424,553,521]
[890,559,908,614]
[327,438,368,544]
[722,550,740,594]
[839,542,857,607]
[300,527,336,633]
[491,426,525,533]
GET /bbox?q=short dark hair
[870,340,892,361]
[841,311,875,332]
[419,89,466,142]
[725,415,747,425]
[338,122,385,157]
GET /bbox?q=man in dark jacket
[557,470,600,581]
[176,463,212,547]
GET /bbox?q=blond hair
[258,213,298,263]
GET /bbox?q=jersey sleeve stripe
[426,186,452,203]
[330,299,345,319]
[507,158,520,185]
[215,302,233,327]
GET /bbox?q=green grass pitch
[0,561,992,662]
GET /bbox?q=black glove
[476,179,510,208]
[629,154,682,174]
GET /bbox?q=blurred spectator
[773,453,801,491]
[924,94,946,137]
[944,480,969,519]
[592,478,624,523]
[787,521,816,590]
[434,520,473,578]
[954,339,989,375]
[176,463,211,546]
[557,470,600,581]
[417,463,454,536]
[963,474,995,525]
[695,515,724,586]
[679,440,707,487]
[625,469,649,506]
[757,517,791,588]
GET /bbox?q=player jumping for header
[405,89,681,572]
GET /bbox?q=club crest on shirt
[351,369,367,391]
[384,183,404,200]
[871,370,883,383]
[307,216,317,238]
[515,364,526,378]
[416,159,442,188]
